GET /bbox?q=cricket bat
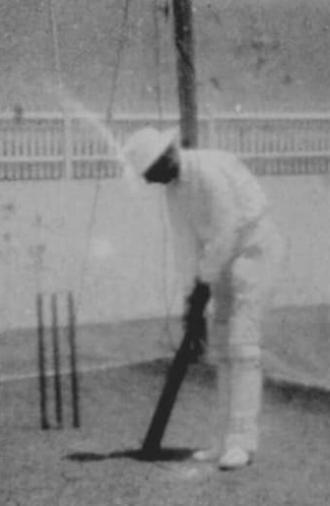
[141,282,209,459]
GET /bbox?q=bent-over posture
[124,128,283,470]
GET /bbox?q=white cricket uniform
[165,149,283,453]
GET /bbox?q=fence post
[207,109,217,148]
[63,111,72,179]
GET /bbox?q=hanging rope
[48,0,73,177]
[106,0,131,124]
[47,0,71,302]
[47,0,131,310]
[76,0,132,309]
[49,0,177,359]
[48,0,177,362]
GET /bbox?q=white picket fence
[0,111,330,180]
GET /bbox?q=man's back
[181,149,268,227]
[165,148,270,292]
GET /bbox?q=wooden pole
[140,3,199,458]
[48,0,72,179]
[172,0,198,147]
[68,291,80,428]
[37,293,50,430]
[51,293,63,428]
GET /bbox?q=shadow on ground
[66,446,195,463]
[1,358,330,506]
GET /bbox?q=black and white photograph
[1,1,330,505]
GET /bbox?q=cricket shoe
[218,446,254,471]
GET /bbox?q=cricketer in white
[124,127,283,470]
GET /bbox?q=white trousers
[207,216,283,453]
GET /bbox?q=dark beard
[144,149,179,184]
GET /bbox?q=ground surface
[1,359,330,506]
[1,305,330,506]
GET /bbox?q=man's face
[144,145,179,184]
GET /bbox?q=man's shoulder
[181,148,239,171]
[184,148,265,197]
[188,149,252,181]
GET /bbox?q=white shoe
[218,446,253,471]
[192,447,221,462]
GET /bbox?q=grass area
[1,310,329,504]
[1,1,330,112]
[1,360,330,506]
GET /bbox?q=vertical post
[37,293,49,430]
[51,293,63,428]
[172,0,198,147]
[48,0,72,179]
[106,0,130,125]
[208,109,217,148]
[68,291,80,428]
[63,113,72,179]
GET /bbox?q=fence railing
[0,112,330,180]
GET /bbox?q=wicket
[36,291,81,430]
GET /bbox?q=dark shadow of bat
[65,446,195,463]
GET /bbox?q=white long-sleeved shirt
[165,149,269,294]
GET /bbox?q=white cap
[123,127,178,177]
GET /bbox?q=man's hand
[184,280,211,361]
[186,279,211,311]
